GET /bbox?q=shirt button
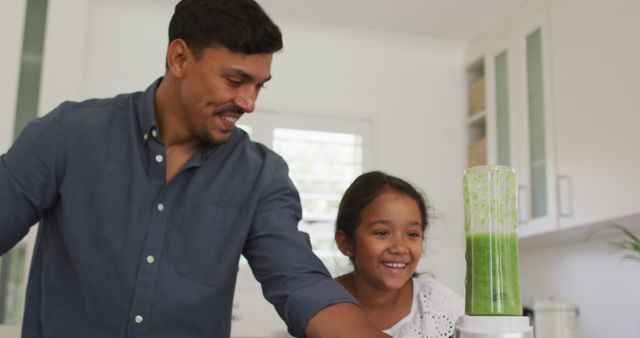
[151,129,158,138]
[143,133,148,141]
[155,154,164,163]
[146,255,155,264]
[134,315,143,323]
[157,203,165,212]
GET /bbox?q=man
[0,0,389,337]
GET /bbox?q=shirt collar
[138,77,162,140]
[137,77,239,160]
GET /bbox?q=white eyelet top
[382,274,464,338]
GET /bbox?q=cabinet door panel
[550,0,640,228]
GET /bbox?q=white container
[454,315,534,338]
[533,300,578,338]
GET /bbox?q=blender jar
[463,165,521,316]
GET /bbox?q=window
[240,111,371,274]
[273,128,363,272]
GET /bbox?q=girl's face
[347,189,424,292]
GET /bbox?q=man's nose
[234,87,257,113]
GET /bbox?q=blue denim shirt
[0,78,354,338]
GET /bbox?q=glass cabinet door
[525,28,548,220]
[495,50,511,166]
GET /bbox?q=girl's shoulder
[393,274,464,338]
[413,273,464,312]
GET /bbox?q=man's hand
[304,302,391,338]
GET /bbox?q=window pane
[273,128,363,274]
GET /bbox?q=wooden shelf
[467,110,486,125]
[465,57,487,167]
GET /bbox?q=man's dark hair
[169,0,283,57]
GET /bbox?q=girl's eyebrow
[366,220,392,228]
[366,220,422,228]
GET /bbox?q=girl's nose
[388,239,409,255]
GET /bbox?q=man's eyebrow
[227,68,272,84]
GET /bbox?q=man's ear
[166,39,190,78]
[335,230,354,257]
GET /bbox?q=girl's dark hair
[336,171,429,243]
[169,0,283,57]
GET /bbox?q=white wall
[521,239,640,338]
[38,0,91,115]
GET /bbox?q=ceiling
[258,0,526,42]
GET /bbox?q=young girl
[334,171,464,338]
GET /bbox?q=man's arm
[244,152,385,337]
[305,303,391,338]
[0,110,63,254]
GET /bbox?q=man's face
[178,46,273,145]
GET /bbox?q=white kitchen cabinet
[465,0,640,243]
[465,12,558,238]
[549,0,640,230]
[514,22,559,237]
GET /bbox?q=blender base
[453,315,534,338]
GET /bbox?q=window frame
[239,110,373,267]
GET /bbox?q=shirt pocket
[176,203,241,286]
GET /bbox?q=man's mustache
[214,104,245,115]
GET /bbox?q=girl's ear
[335,230,354,257]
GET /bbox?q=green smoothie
[465,232,521,316]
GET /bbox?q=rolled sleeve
[286,277,358,337]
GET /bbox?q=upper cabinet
[548,0,640,230]
[465,12,558,238]
[465,0,640,240]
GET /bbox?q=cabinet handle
[518,184,528,224]
[557,175,573,217]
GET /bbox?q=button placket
[127,188,172,337]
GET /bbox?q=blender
[454,165,533,338]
